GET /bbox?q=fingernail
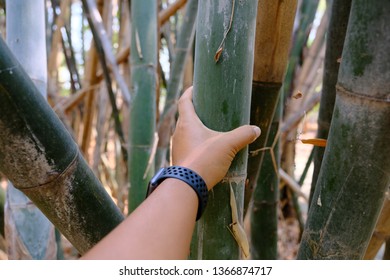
[252,126,261,138]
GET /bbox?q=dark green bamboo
[309,0,352,206]
[297,0,390,259]
[283,0,319,98]
[250,96,282,259]
[192,0,258,260]
[128,0,158,213]
[156,0,198,170]
[246,0,298,212]
[0,37,124,254]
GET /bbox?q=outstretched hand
[171,87,261,190]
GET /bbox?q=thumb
[223,125,261,153]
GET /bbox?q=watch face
[146,167,166,198]
[150,167,165,186]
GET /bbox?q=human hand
[171,87,261,190]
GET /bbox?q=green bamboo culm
[156,0,198,170]
[128,0,158,213]
[250,96,282,259]
[309,0,352,206]
[297,0,390,259]
[5,0,57,259]
[283,0,319,99]
[0,37,124,255]
[191,0,258,259]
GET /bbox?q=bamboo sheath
[0,38,124,254]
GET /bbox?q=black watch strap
[146,166,208,220]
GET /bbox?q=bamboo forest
[0,0,389,260]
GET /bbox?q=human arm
[81,87,260,259]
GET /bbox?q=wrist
[146,166,209,220]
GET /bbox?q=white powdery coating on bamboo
[0,119,58,188]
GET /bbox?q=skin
[82,87,260,259]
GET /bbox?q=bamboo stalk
[310,0,352,205]
[5,0,57,260]
[246,0,298,210]
[364,198,390,259]
[283,0,319,98]
[250,97,282,259]
[0,37,124,254]
[192,0,258,260]
[247,0,297,260]
[128,0,158,213]
[297,0,390,259]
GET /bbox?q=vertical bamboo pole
[4,0,57,259]
[309,0,352,205]
[192,0,258,259]
[247,0,297,260]
[297,0,390,259]
[128,0,158,213]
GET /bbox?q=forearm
[81,178,198,259]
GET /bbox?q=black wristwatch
[146,166,208,220]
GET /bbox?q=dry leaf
[301,138,327,147]
[228,184,250,259]
[214,47,223,63]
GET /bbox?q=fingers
[178,86,197,120]
[224,125,261,152]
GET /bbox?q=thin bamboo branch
[279,169,308,201]
[82,0,128,163]
[159,0,187,26]
[82,0,131,105]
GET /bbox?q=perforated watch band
[146,166,208,220]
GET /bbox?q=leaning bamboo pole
[191,0,258,259]
[297,0,390,259]
[0,37,124,255]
